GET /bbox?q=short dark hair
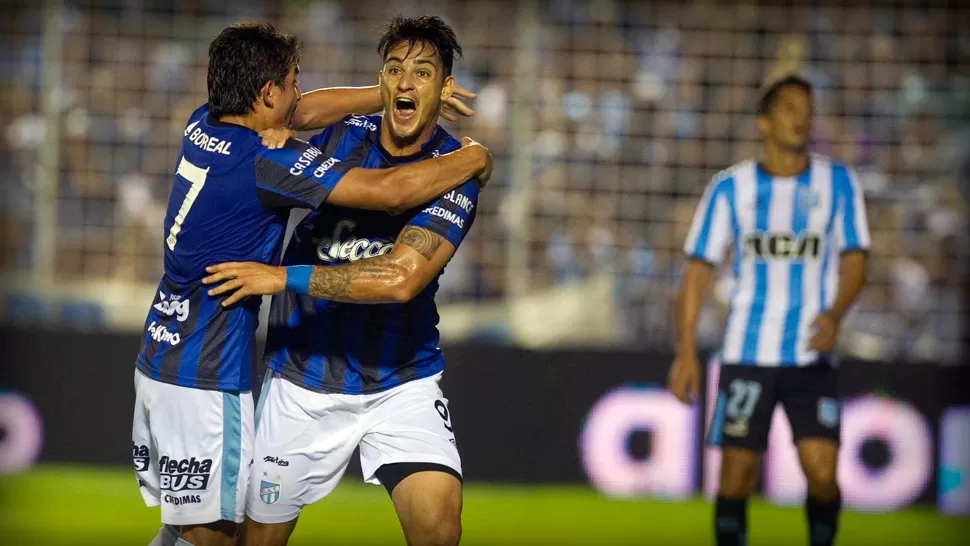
[757,74,813,116]
[207,22,302,118]
[377,15,462,77]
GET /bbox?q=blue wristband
[284,265,312,295]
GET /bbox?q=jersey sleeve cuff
[684,252,719,267]
[838,246,869,256]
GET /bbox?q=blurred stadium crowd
[1,0,967,362]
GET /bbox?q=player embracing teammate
[133,12,871,546]
[132,19,488,546]
[204,16,478,546]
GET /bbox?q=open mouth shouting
[393,96,417,122]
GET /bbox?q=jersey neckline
[756,160,811,181]
[366,117,450,165]
[203,109,259,135]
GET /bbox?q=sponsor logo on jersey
[260,479,281,504]
[154,292,190,322]
[442,190,475,214]
[818,397,841,427]
[418,189,474,230]
[313,156,340,178]
[743,231,821,260]
[184,120,232,155]
[147,321,181,346]
[421,206,465,229]
[289,146,323,176]
[164,494,202,506]
[314,219,394,263]
[264,455,290,467]
[132,442,150,472]
[345,116,378,131]
[158,455,212,492]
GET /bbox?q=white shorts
[132,370,254,525]
[246,371,461,524]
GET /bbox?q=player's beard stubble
[387,100,442,149]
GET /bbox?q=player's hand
[460,137,492,187]
[808,311,840,352]
[202,262,287,306]
[259,127,297,150]
[668,352,701,405]
[442,85,476,122]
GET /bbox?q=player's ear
[756,113,771,136]
[259,79,277,110]
[440,75,455,102]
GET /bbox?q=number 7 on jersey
[166,157,210,251]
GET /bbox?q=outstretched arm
[255,132,491,215]
[300,226,451,303]
[290,87,382,131]
[205,178,480,306]
[291,85,478,131]
[203,226,454,306]
[326,138,490,214]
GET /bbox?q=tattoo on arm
[307,255,405,300]
[399,226,443,261]
[303,226,442,302]
[308,265,352,299]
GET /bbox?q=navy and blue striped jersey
[264,115,480,395]
[684,155,870,366]
[135,104,354,391]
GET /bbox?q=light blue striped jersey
[683,155,870,366]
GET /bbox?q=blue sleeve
[253,135,353,210]
[307,124,336,150]
[832,165,871,252]
[406,179,480,248]
[683,174,736,264]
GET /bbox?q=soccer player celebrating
[133,21,489,546]
[203,16,479,546]
[668,74,869,546]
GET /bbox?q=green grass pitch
[1,465,967,545]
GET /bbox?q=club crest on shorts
[818,397,840,428]
[260,480,281,505]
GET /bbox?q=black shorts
[706,363,841,451]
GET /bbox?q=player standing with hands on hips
[668,74,869,546]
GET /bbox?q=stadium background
[1,0,968,544]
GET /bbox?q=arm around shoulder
[326,142,489,214]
